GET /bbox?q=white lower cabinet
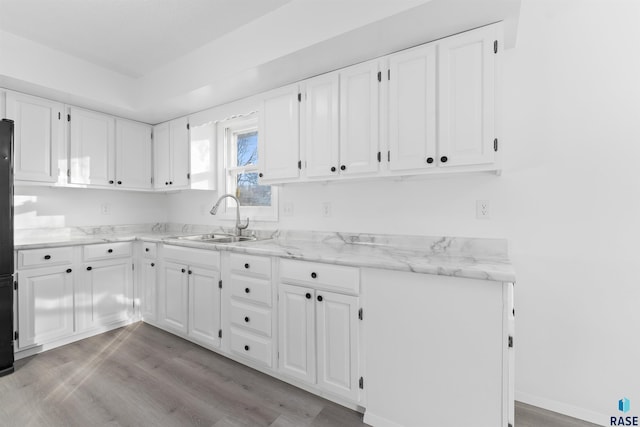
[188,266,221,348]
[140,258,157,322]
[17,266,74,348]
[278,284,315,383]
[159,262,189,334]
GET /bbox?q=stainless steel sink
[174,233,258,243]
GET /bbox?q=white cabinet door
[6,92,63,183]
[140,259,157,321]
[69,107,115,186]
[339,60,380,176]
[116,119,152,189]
[258,84,300,182]
[189,122,216,190]
[153,122,170,189]
[170,117,190,188]
[388,44,437,172]
[278,284,315,384]
[17,266,74,348]
[188,266,221,348]
[81,259,132,329]
[316,291,359,402]
[301,73,340,179]
[438,24,497,167]
[160,262,188,334]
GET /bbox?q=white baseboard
[516,391,607,426]
[362,411,404,427]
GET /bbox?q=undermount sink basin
[175,234,258,244]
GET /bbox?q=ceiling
[0,0,521,124]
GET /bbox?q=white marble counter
[15,224,515,282]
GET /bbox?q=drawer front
[230,300,272,337]
[18,246,74,269]
[162,245,220,269]
[230,275,272,307]
[280,259,360,295]
[83,242,132,261]
[142,242,157,259]
[229,327,272,368]
[229,253,271,279]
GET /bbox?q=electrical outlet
[101,203,111,215]
[322,202,331,218]
[476,200,490,219]
[283,202,294,216]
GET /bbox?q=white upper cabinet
[189,121,216,190]
[6,91,63,183]
[258,84,300,182]
[438,23,498,167]
[153,117,190,190]
[301,73,340,179]
[388,44,437,172]
[115,119,152,189]
[339,60,380,176]
[69,107,115,186]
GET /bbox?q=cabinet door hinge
[67,114,71,122]
[187,172,190,180]
[14,331,18,340]
[377,71,382,82]
[186,123,190,130]
[132,263,135,271]
[388,69,391,80]
[494,40,498,54]
[358,308,363,320]
[58,112,61,120]
[508,424,513,427]
[359,377,364,389]
[388,151,390,162]
[298,160,302,170]
[67,169,71,178]
[377,152,381,163]
[13,281,17,291]
[298,93,302,102]
[151,177,154,185]
[494,138,499,152]
[218,280,222,289]
[508,336,513,348]
[218,329,222,338]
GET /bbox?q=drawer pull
[317,295,323,302]
[44,255,51,260]
[145,248,150,252]
[245,287,251,294]
[107,249,113,253]
[244,316,250,323]
[181,268,186,273]
[244,345,250,351]
[151,263,155,267]
[66,269,72,273]
[188,270,192,275]
[244,263,250,269]
[311,272,317,279]
[305,293,311,299]
[86,266,92,271]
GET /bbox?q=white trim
[516,391,608,426]
[363,411,405,427]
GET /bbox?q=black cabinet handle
[66,268,72,273]
[169,181,173,185]
[340,165,346,171]
[244,263,250,269]
[426,157,434,164]
[107,249,113,253]
[145,248,149,252]
[117,181,122,185]
[86,266,92,271]
[440,156,448,163]
[151,263,155,267]
[188,270,192,275]
[245,287,250,294]
[109,180,114,184]
[311,272,317,279]
[330,166,336,172]
[317,295,323,302]
[305,293,311,299]
[44,255,51,260]
[244,316,250,323]
[259,173,263,178]
[181,268,186,273]
[244,345,250,351]
[165,182,169,185]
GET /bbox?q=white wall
[166,0,640,423]
[15,186,168,230]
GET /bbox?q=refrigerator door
[0,119,13,275]
[0,275,14,375]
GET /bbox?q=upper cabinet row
[258,23,501,184]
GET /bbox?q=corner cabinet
[153,117,190,190]
[258,84,300,183]
[115,119,152,189]
[5,91,64,183]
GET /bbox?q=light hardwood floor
[0,323,599,426]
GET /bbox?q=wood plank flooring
[0,323,599,427]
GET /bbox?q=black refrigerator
[0,119,14,376]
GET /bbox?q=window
[219,114,277,220]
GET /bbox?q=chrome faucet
[210,194,249,236]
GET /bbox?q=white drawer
[229,275,272,307]
[280,259,360,295]
[230,300,272,337]
[229,327,272,368]
[162,245,220,269]
[142,242,157,259]
[18,246,74,269]
[83,242,132,261]
[229,253,271,279]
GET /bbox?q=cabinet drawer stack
[227,253,274,368]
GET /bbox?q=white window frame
[217,113,278,221]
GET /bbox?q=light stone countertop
[14,224,516,283]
